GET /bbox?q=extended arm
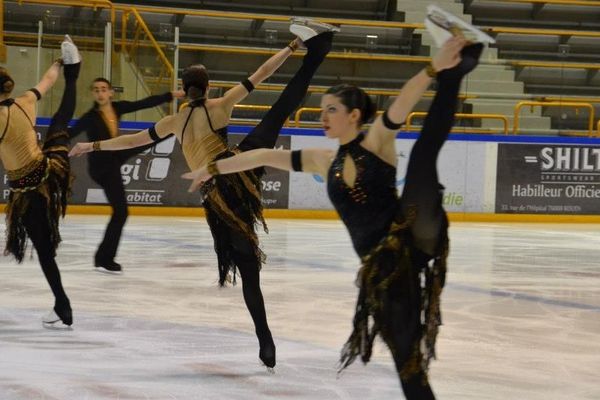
[69,115,175,156]
[182,147,333,192]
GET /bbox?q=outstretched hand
[171,89,186,99]
[69,142,93,157]
[182,168,212,192]
[431,36,467,72]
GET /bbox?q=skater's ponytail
[0,68,15,95]
[182,64,209,103]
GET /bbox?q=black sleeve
[27,88,42,101]
[115,92,173,115]
[291,150,303,172]
[241,78,254,93]
[68,113,89,139]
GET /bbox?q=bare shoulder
[198,99,230,126]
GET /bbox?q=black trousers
[90,163,128,264]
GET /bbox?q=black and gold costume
[176,32,333,367]
[1,62,80,325]
[328,44,483,399]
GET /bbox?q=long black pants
[91,163,128,265]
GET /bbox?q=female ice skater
[70,19,337,370]
[178,32,485,397]
[0,36,81,329]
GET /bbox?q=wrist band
[92,141,101,151]
[382,110,403,130]
[287,40,299,52]
[425,62,437,78]
[291,150,303,172]
[207,160,220,176]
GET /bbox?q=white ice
[1,216,599,399]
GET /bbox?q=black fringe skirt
[339,207,449,381]
[4,130,71,262]
[200,149,267,286]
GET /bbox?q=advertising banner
[0,125,290,209]
[496,143,600,214]
[289,135,492,212]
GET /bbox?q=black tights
[237,32,333,151]
[230,232,271,346]
[226,33,332,348]
[28,62,79,323]
[396,44,483,398]
[401,44,482,257]
[23,193,71,323]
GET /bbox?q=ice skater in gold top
[0,35,81,329]
[70,18,338,371]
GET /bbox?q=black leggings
[237,32,333,152]
[28,63,79,322]
[400,72,461,257]
[223,32,332,344]
[395,45,482,399]
[392,75,461,400]
[23,193,71,320]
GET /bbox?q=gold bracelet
[92,141,101,151]
[287,40,299,52]
[425,62,437,78]
[207,160,220,176]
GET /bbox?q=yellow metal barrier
[178,103,289,126]
[489,26,600,38]
[491,0,600,6]
[295,107,321,127]
[406,112,510,135]
[126,8,174,83]
[0,0,6,62]
[234,104,289,126]
[514,101,595,136]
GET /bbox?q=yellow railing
[6,1,600,75]
[294,107,384,127]
[122,8,174,93]
[294,107,321,127]
[0,0,6,62]
[488,26,600,38]
[490,0,600,6]
[514,101,595,136]
[295,108,510,133]
[178,103,290,126]
[406,112,510,135]
[234,104,290,126]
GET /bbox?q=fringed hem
[201,150,267,286]
[3,131,71,262]
[339,206,449,381]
